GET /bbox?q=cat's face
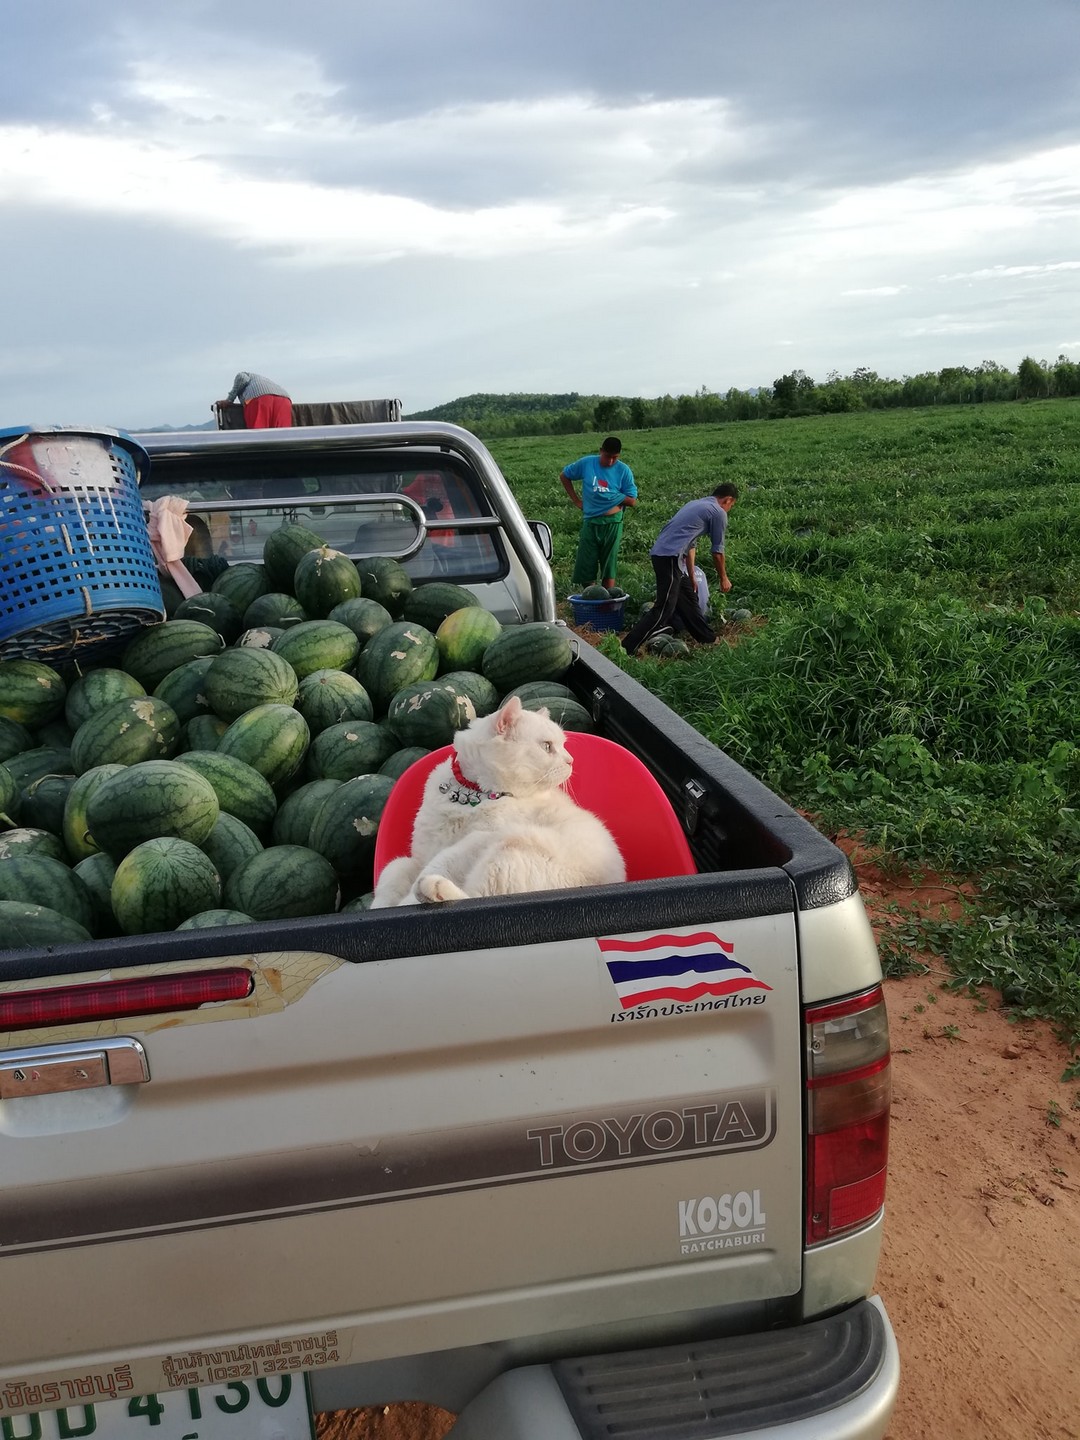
[462,696,573,795]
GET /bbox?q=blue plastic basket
[0,426,164,663]
[568,593,627,632]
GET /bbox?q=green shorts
[572,514,624,586]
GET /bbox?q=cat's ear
[495,694,523,733]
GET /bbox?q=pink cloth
[145,496,202,598]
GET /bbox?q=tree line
[404,355,1080,439]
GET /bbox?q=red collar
[451,754,480,791]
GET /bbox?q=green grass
[489,400,1080,1047]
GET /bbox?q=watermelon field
[490,399,1080,1052]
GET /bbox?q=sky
[4,0,1080,429]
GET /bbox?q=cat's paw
[417,874,469,903]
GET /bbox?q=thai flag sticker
[599,930,772,1010]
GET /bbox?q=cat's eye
[542,741,555,753]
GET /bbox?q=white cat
[370,695,627,906]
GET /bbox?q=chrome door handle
[0,1038,149,1098]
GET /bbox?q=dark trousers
[622,555,717,652]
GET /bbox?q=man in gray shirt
[220,372,292,428]
[621,483,738,654]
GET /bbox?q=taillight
[0,968,254,1032]
[805,986,890,1246]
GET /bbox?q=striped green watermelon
[504,680,578,705]
[18,774,76,837]
[174,750,278,836]
[173,592,244,645]
[121,621,225,691]
[197,812,264,883]
[211,563,270,614]
[158,574,185,618]
[307,720,397,782]
[32,717,75,750]
[340,893,374,912]
[403,582,480,633]
[387,682,475,749]
[176,908,255,930]
[62,763,128,862]
[436,606,502,674]
[0,660,67,728]
[295,670,374,734]
[64,668,146,732]
[74,852,119,937]
[152,657,216,727]
[224,845,339,921]
[516,695,594,732]
[236,626,284,650]
[70,696,181,774]
[271,778,342,848]
[271,620,360,680]
[356,556,413,617]
[307,774,394,883]
[263,522,325,592]
[2,746,73,792]
[580,584,610,600]
[181,713,230,752]
[481,623,574,693]
[0,828,68,862]
[437,670,501,718]
[327,597,393,649]
[293,546,363,618]
[242,593,308,631]
[0,762,18,825]
[216,704,310,790]
[355,621,439,711]
[87,759,220,859]
[111,837,222,935]
[204,647,299,722]
[0,900,92,949]
[378,747,430,781]
[0,855,95,934]
[0,716,33,765]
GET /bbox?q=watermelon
[64,668,146,732]
[121,621,225,691]
[387,682,475,749]
[0,716,33,765]
[70,696,181,773]
[18,773,76,837]
[176,908,255,931]
[152,656,216,727]
[517,695,594,732]
[87,759,220,859]
[504,680,578,706]
[480,623,574,694]
[355,556,413,616]
[378,747,430,781]
[62,763,127,862]
[436,606,502,674]
[327,597,393,650]
[438,670,501,718]
[263,522,325,592]
[0,660,67,728]
[307,721,397,783]
[355,621,440,711]
[308,774,394,883]
[0,762,18,825]
[242,593,308,631]
[211,563,270,614]
[174,750,278,836]
[158,574,186,617]
[236,625,285,649]
[403,582,480,634]
[293,546,363,618]
[580,584,610,600]
[0,828,68,862]
[2,746,73,792]
[271,779,342,848]
[216,704,310,790]
[173,592,244,645]
[197,812,264,883]
[74,852,119,937]
[645,634,690,657]
[296,670,374,735]
[340,893,374,912]
[271,620,360,680]
[181,714,230,753]
[204,647,299,722]
[730,608,753,623]
[0,901,92,950]
[224,845,339,921]
[0,856,95,934]
[111,837,223,935]
[32,717,75,750]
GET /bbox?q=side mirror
[528,519,553,562]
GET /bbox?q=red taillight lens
[0,968,254,1032]
[805,986,891,1245]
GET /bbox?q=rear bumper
[450,1296,898,1439]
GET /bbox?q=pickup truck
[0,421,899,1439]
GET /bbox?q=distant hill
[137,420,217,433]
[405,393,589,422]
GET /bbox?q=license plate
[9,1377,315,1440]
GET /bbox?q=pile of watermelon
[0,526,587,949]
